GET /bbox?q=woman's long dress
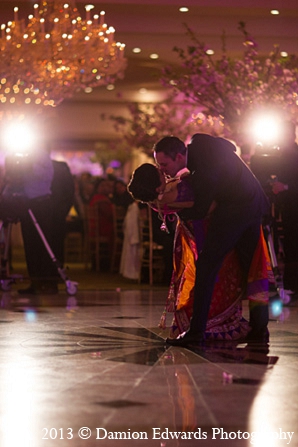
[158,181,272,341]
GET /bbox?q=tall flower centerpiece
[104,99,224,157]
[161,22,298,146]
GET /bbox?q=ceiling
[1,0,298,106]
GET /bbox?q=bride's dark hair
[128,163,161,202]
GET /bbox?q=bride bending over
[128,163,272,341]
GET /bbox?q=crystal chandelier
[0,1,127,108]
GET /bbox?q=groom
[154,133,270,346]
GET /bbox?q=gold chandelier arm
[0,1,126,108]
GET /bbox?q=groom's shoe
[246,304,269,344]
[166,330,205,347]
[245,328,270,344]
[237,328,270,347]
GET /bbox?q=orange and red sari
[159,218,272,340]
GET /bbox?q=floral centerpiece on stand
[104,22,298,154]
[103,99,223,158]
[161,22,298,146]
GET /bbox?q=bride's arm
[150,178,218,213]
[149,178,217,218]
[157,192,217,214]
[155,185,194,210]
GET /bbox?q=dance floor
[0,284,297,447]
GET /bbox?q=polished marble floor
[0,286,298,447]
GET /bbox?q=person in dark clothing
[270,122,298,294]
[250,121,298,295]
[50,160,75,267]
[17,159,74,295]
[18,195,57,293]
[0,145,55,294]
[154,134,270,346]
[111,179,134,212]
[0,114,74,295]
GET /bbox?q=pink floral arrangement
[161,22,298,145]
[106,22,298,151]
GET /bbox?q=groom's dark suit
[180,133,270,339]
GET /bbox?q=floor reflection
[0,289,297,447]
[17,324,281,367]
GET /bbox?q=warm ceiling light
[179,7,189,13]
[270,9,279,15]
[132,47,141,54]
[150,53,159,59]
[280,51,288,57]
[206,49,215,55]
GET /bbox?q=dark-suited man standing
[154,133,270,346]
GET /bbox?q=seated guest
[88,178,114,270]
[111,179,134,213]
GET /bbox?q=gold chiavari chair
[138,205,164,285]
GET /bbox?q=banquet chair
[84,203,111,272]
[110,205,126,273]
[138,205,164,285]
[64,230,84,263]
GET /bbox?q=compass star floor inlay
[0,289,297,447]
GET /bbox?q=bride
[128,163,272,341]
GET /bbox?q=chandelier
[0,1,127,108]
